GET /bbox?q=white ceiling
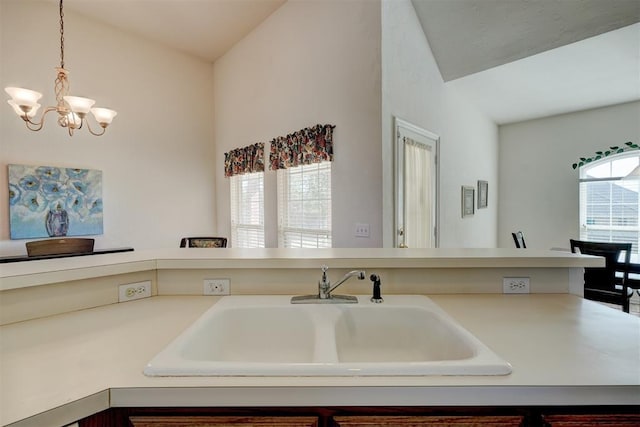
[412,0,640,81]
[446,22,640,124]
[59,0,640,125]
[412,0,640,124]
[58,0,286,63]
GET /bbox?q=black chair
[180,237,227,248]
[512,231,526,248]
[569,239,633,313]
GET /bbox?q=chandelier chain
[55,0,69,118]
[59,0,65,69]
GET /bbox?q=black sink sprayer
[370,274,383,303]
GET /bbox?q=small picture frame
[477,180,488,209]
[462,186,475,217]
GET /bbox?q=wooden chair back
[512,231,526,248]
[179,237,228,248]
[569,239,632,312]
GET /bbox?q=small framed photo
[462,186,475,217]
[477,180,488,209]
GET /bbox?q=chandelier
[4,0,117,136]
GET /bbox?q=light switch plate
[355,223,370,237]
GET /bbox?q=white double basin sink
[144,295,512,377]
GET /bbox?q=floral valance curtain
[224,124,335,177]
[224,142,265,177]
[269,124,335,170]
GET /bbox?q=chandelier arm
[84,117,107,136]
[22,107,58,132]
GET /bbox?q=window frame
[579,152,640,253]
[277,162,332,248]
[229,172,265,248]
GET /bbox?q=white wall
[1,0,502,255]
[0,0,215,255]
[381,0,498,248]
[213,0,382,248]
[498,101,640,250]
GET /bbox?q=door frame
[394,117,440,248]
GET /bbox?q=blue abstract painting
[8,164,103,239]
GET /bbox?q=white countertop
[0,248,604,291]
[1,294,638,426]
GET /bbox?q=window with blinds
[230,172,264,248]
[579,152,639,253]
[277,162,332,248]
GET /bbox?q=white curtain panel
[404,138,432,248]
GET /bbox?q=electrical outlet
[118,281,151,302]
[204,278,230,295]
[503,277,530,294]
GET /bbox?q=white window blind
[277,162,331,248]
[579,153,639,253]
[230,172,264,248]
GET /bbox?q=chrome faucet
[319,265,366,299]
[291,265,365,304]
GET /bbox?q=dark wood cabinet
[78,406,640,427]
[333,415,524,426]
[129,415,319,426]
[541,413,640,426]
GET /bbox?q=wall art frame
[8,164,103,239]
[477,180,488,209]
[461,185,475,218]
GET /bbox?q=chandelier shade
[63,96,96,115]
[90,107,118,125]
[7,99,41,118]
[5,87,43,110]
[4,0,117,136]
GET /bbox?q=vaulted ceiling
[58,0,640,124]
[57,0,286,63]
[412,0,640,124]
